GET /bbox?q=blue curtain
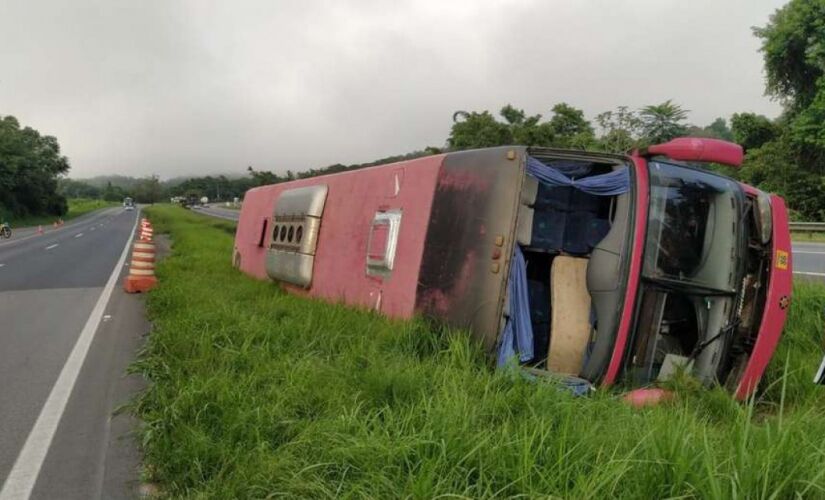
[497,246,534,366]
[526,157,630,196]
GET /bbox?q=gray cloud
[0,0,785,178]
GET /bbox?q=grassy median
[134,205,825,498]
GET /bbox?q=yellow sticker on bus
[776,249,789,270]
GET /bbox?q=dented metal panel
[265,185,328,288]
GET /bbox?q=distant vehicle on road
[0,221,10,239]
[123,197,135,211]
[233,138,792,400]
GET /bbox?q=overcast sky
[0,0,786,179]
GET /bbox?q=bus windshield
[642,161,742,292]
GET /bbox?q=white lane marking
[0,263,5,268]
[90,227,96,231]
[0,212,139,500]
[794,271,825,277]
[792,250,825,255]
[44,244,58,250]
[74,233,83,239]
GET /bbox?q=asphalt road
[193,204,240,221]
[792,242,825,280]
[0,207,145,499]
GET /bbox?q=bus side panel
[234,155,444,319]
[235,184,279,279]
[306,156,442,318]
[415,147,525,353]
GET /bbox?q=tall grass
[134,205,825,498]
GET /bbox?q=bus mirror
[644,138,744,168]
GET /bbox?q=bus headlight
[755,191,772,244]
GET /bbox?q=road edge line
[0,210,139,500]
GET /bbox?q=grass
[792,231,825,243]
[6,198,119,227]
[134,204,825,498]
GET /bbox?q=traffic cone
[139,219,153,241]
[37,225,43,235]
[124,240,157,293]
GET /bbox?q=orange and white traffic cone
[123,240,157,293]
[139,219,153,241]
[37,225,43,235]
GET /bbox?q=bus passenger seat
[531,209,566,251]
[548,256,591,374]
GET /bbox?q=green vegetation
[792,231,825,243]
[6,198,117,227]
[0,115,70,219]
[134,206,825,498]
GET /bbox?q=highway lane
[792,242,825,280]
[0,209,123,250]
[0,207,145,499]
[194,204,239,221]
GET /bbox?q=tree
[755,0,825,111]
[132,175,163,204]
[788,77,825,169]
[499,105,554,146]
[0,114,70,219]
[547,103,595,148]
[247,166,282,186]
[734,0,825,218]
[703,118,734,141]
[730,113,779,151]
[638,100,689,144]
[448,110,512,149]
[58,178,101,199]
[595,106,643,153]
[447,104,595,150]
[101,181,126,202]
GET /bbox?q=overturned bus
[233,138,792,399]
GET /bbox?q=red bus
[233,138,792,399]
